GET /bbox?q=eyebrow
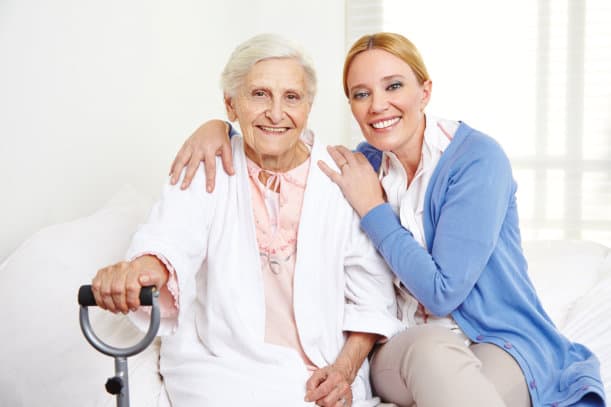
[247,85,305,95]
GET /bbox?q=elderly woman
[91,34,402,407]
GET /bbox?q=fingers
[311,375,341,403]
[92,262,132,313]
[199,153,215,192]
[314,381,351,406]
[138,264,166,290]
[169,145,192,185]
[333,389,352,407]
[182,154,204,190]
[124,268,143,312]
[169,143,217,191]
[91,261,145,313]
[333,145,358,166]
[181,145,236,193]
[91,267,110,310]
[219,142,235,176]
[306,369,328,394]
[339,384,352,407]
[170,120,235,191]
[326,145,352,169]
[305,368,351,406]
[353,151,371,166]
[317,160,343,186]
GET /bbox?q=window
[346,0,611,246]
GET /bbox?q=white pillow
[0,185,162,407]
[523,240,610,328]
[562,271,611,397]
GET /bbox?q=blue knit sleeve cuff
[360,203,406,248]
[356,142,383,172]
[227,121,239,138]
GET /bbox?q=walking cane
[78,285,160,407]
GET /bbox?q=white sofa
[1,186,609,406]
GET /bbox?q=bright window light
[346,0,611,246]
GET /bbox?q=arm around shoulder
[169,119,236,191]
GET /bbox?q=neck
[392,114,426,181]
[246,141,310,192]
[245,139,310,173]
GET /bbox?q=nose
[369,90,389,114]
[265,99,284,123]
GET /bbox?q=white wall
[0,0,348,261]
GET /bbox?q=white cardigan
[128,132,402,406]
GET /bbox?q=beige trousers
[370,325,531,407]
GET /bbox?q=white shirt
[380,115,467,339]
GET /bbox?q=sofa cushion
[562,274,611,396]
[0,185,161,407]
[522,240,610,328]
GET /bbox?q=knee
[400,335,444,372]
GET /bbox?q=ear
[420,80,432,111]
[224,95,237,122]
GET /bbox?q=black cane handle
[78,285,155,307]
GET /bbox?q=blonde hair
[342,32,430,97]
[221,33,317,102]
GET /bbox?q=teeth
[371,118,400,129]
[260,126,287,133]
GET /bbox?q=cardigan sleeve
[360,137,516,316]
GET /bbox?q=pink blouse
[145,141,317,369]
[246,154,316,370]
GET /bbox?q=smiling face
[225,57,312,172]
[346,49,431,156]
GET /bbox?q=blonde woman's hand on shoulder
[318,145,385,217]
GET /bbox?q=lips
[257,125,290,134]
[370,117,400,129]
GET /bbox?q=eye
[252,89,267,98]
[351,90,369,100]
[286,93,301,102]
[387,81,403,91]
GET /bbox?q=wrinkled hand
[91,255,169,314]
[169,120,234,192]
[305,363,353,407]
[318,145,385,217]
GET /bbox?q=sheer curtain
[345,0,611,246]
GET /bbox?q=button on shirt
[380,115,467,340]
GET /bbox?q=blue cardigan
[358,122,605,406]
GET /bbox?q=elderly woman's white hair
[221,33,317,102]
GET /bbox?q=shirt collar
[381,114,454,178]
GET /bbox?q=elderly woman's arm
[307,190,402,406]
[169,120,234,191]
[111,163,213,335]
[305,332,380,407]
